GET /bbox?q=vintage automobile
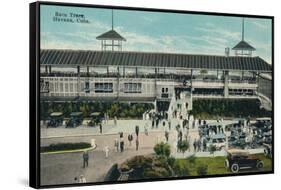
[233,118,247,127]
[255,117,271,128]
[207,134,226,150]
[47,112,64,127]
[228,138,247,149]
[225,149,264,173]
[66,112,83,128]
[88,112,103,127]
[263,143,272,158]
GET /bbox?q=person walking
[192,120,195,129]
[203,120,207,125]
[156,118,159,128]
[144,124,149,136]
[82,151,89,168]
[178,130,183,142]
[165,131,169,142]
[99,123,103,134]
[120,134,124,152]
[168,120,171,131]
[136,137,139,151]
[203,139,207,152]
[135,125,139,137]
[197,139,201,152]
[104,146,109,158]
[114,138,119,152]
[104,113,107,124]
[247,116,251,126]
[163,121,166,128]
[120,140,124,152]
[128,134,133,146]
[193,140,197,152]
[114,116,117,126]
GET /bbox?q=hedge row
[40,101,154,120]
[190,99,271,119]
[41,142,91,153]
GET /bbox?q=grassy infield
[175,154,272,176]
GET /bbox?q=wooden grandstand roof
[40,49,272,72]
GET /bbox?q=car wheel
[256,161,264,169]
[264,148,268,156]
[231,163,239,173]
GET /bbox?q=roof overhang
[40,49,272,72]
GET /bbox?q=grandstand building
[40,18,272,111]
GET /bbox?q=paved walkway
[41,144,154,186]
[41,126,169,185]
[41,119,166,138]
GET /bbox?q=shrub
[167,157,176,167]
[197,164,208,176]
[191,99,271,119]
[173,162,190,177]
[187,154,196,166]
[119,163,131,172]
[104,164,120,181]
[41,142,91,153]
[144,167,170,178]
[154,142,171,158]
[118,155,172,180]
[125,155,153,169]
[177,140,189,154]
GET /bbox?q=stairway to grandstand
[168,91,192,120]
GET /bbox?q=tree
[177,140,189,155]
[154,142,171,158]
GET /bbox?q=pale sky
[40,4,272,64]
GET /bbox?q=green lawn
[113,153,272,180]
[175,154,272,176]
